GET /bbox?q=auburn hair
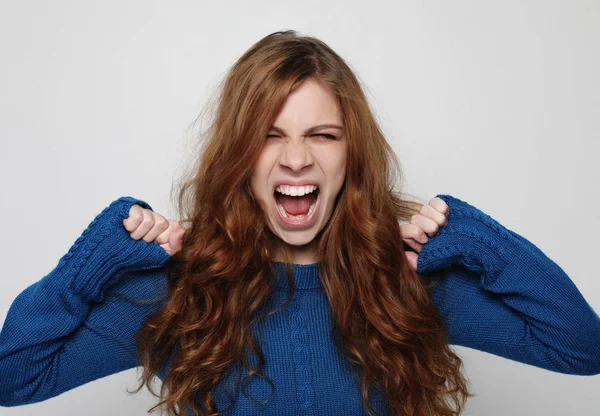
[128,30,474,415]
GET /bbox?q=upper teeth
[275,184,318,196]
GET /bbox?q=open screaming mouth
[273,186,320,221]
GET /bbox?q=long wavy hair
[129,30,474,415]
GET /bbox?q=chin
[273,225,320,247]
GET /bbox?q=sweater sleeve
[0,196,172,406]
[417,194,600,376]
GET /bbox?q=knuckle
[433,198,449,214]
[142,210,155,226]
[154,215,169,229]
[128,209,142,221]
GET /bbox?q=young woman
[1,30,599,416]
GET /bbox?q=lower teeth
[277,197,317,221]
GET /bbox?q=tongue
[278,193,314,215]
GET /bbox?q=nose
[278,138,314,172]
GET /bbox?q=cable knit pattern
[418,194,600,375]
[1,194,599,414]
[288,295,315,412]
[416,194,519,284]
[60,196,172,302]
[56,197,142,271]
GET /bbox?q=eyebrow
[269,123,344,136]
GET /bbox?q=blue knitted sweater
[1,194,599,415]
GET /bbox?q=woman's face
[250,78,347,263]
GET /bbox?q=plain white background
[1,0,598,414]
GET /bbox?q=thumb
[405,251,418,272]
[169,224,186,254]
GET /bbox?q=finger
[142,213,170,243]
[420,203,448,227]
[403,238,423,253]
[400,223,428,244]
[409,214,440,238]
[155,219,178,245]
[128,209,155,240]
[123,204,144,232]
[429,197,449,221]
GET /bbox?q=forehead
[272,78,342,128]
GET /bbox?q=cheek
[250,155,275,199]
[334,156,347,187]
[321,147,346,177]
[249,167,265,200]
[332,143,347,180]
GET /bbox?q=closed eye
[266,134,338,140]
[314,134,337,140]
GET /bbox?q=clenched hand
[401,197,449,271]
[123,204,186,256]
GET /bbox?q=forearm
[0,196,171,406]
[419,194,600,375]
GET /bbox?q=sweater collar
[272,262,321,290]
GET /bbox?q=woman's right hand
[122,204,186,255]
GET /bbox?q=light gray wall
[1,0,598,414]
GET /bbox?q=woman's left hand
[401,197,449,271]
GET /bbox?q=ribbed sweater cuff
[58,196,172,303]
[416,194,519,285]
